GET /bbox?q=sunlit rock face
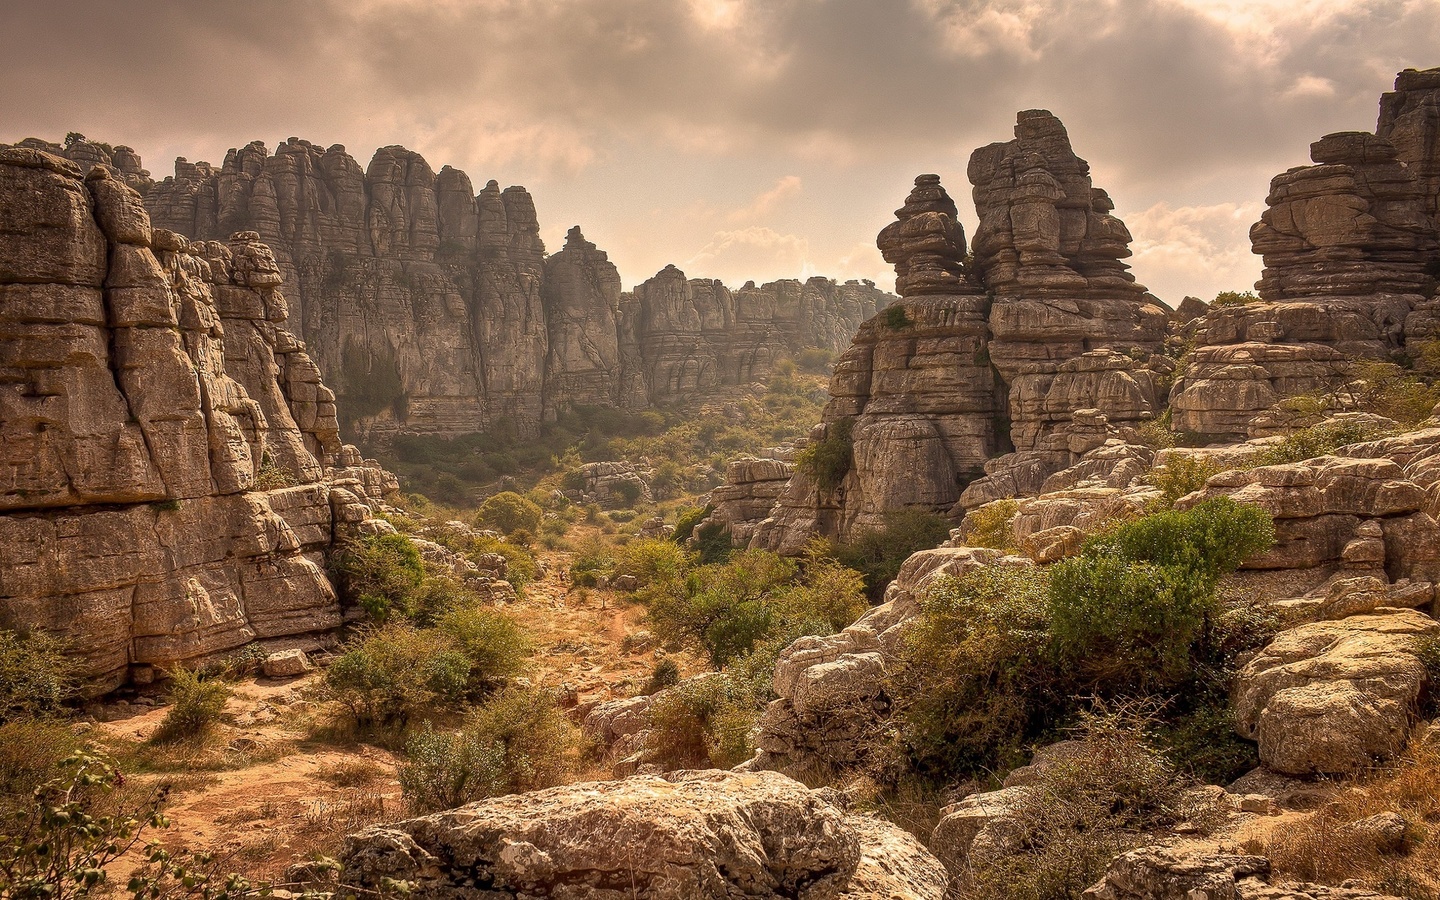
[1171,68,1440,441]
[132,137,895,439]
[0,147,393,691]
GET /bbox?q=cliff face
[1171,68,1440,440]
[732,112,1171,551]
[0,147,393,690]
[100,137,896,439]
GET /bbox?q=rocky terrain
[6,67,1440,900]
[0,146,403,690]
[8,136,895,441]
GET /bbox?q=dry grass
[1256,742,1440,899]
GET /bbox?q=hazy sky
[3,0,1437,303]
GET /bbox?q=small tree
[474,491,543,536]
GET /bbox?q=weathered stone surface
[543,226,622,411]
[1083,847,1403,900]
[262,648,312,678]
[0,148,394,691]
[339,769,944,900]
[1233,610,1439,775]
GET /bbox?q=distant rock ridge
[12,136,896,440]
[0,146,398,690]
[726,110,1171,551]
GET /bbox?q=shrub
[434,605,530,684]
[149,669,230,745]
[615,538,692,589]
[795,418,854,494]
[1211,289,1259,308]
[1249,418,1395,467]
[399,724,507,814]
[893,566,1058,780]
[795,347,835,374]
[463,686,575,792]
[252,452,298,490]
[951,707,1186,900]
[0,720,80,821]
[324,625,472,730]
[0,630,78,725]
[691,520,735,565]
[834,508,952,599]
[474,491,543,536]
[671,505,712,545]
[964,499,1019,550]
[333,533,424,621]
[568,539,615,587]
[1048,498,1274,693]
[466,535,538,589]
[883,305,913,329]
[643,676,756,770]
[643,658,681,695]
[773,551,868,634]
[1147,454,1225,508]
[645,550,797,668]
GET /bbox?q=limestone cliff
[0,147,393,691]
[1172,68,1440,440]
[98,137,896,439]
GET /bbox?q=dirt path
[93,532,697,881]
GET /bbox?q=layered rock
[741,113,1167,551]
[0,147,390,690]
[105,136,896,439]
[338,769,947,900]
[969,109,1170,449]
[1172,69,1440,440]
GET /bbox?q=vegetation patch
[795,417,854,494]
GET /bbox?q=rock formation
[0,147,394,690]
[1172,68,1440,440]
[731,112,1170,551]
[339,769,948,900]
[31,135,898,440]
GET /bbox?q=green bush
[399,725,507,814]
[474,491,543,536]
[1048,497,1274,693]
[0,630,78,725]
[643,675,757,770]
[149,669,230,745]
[1147,454,1225,508]
[466,535,538,589]
[0,720,80,821]
[643,658,681,695]
[434,605,530,684]
[568,539,615,587]
[645,550,797,668]
[691,520,735,565]
[1249,418,1394,467]
[795,418,854,494]
[333,533,425,621]
[615,538,692,589]
[671,505,712,545]
[834,508,952,599]
[964,499,1019,551]
[1211,289,1259,308]
[324,625,473,730]
[893,567,1057,780]
[772,552,868,634]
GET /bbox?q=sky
[2,0,1437,304]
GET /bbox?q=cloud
[1128,201,1267,304]
[2,0,1433,300]
[685,227,812,282]
[726,175,803,223]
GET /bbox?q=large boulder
[1233,610,1440,775]
[339,769,947,900]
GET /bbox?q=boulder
[339,769,946,900]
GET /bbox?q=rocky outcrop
[81,135,894,440]
[740,112,1169,551]
[1172,69,1440,441]
[970,109,1170,450]
[338,769,948,900]
[1232,610,1438,776]
[0,147,392,690]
